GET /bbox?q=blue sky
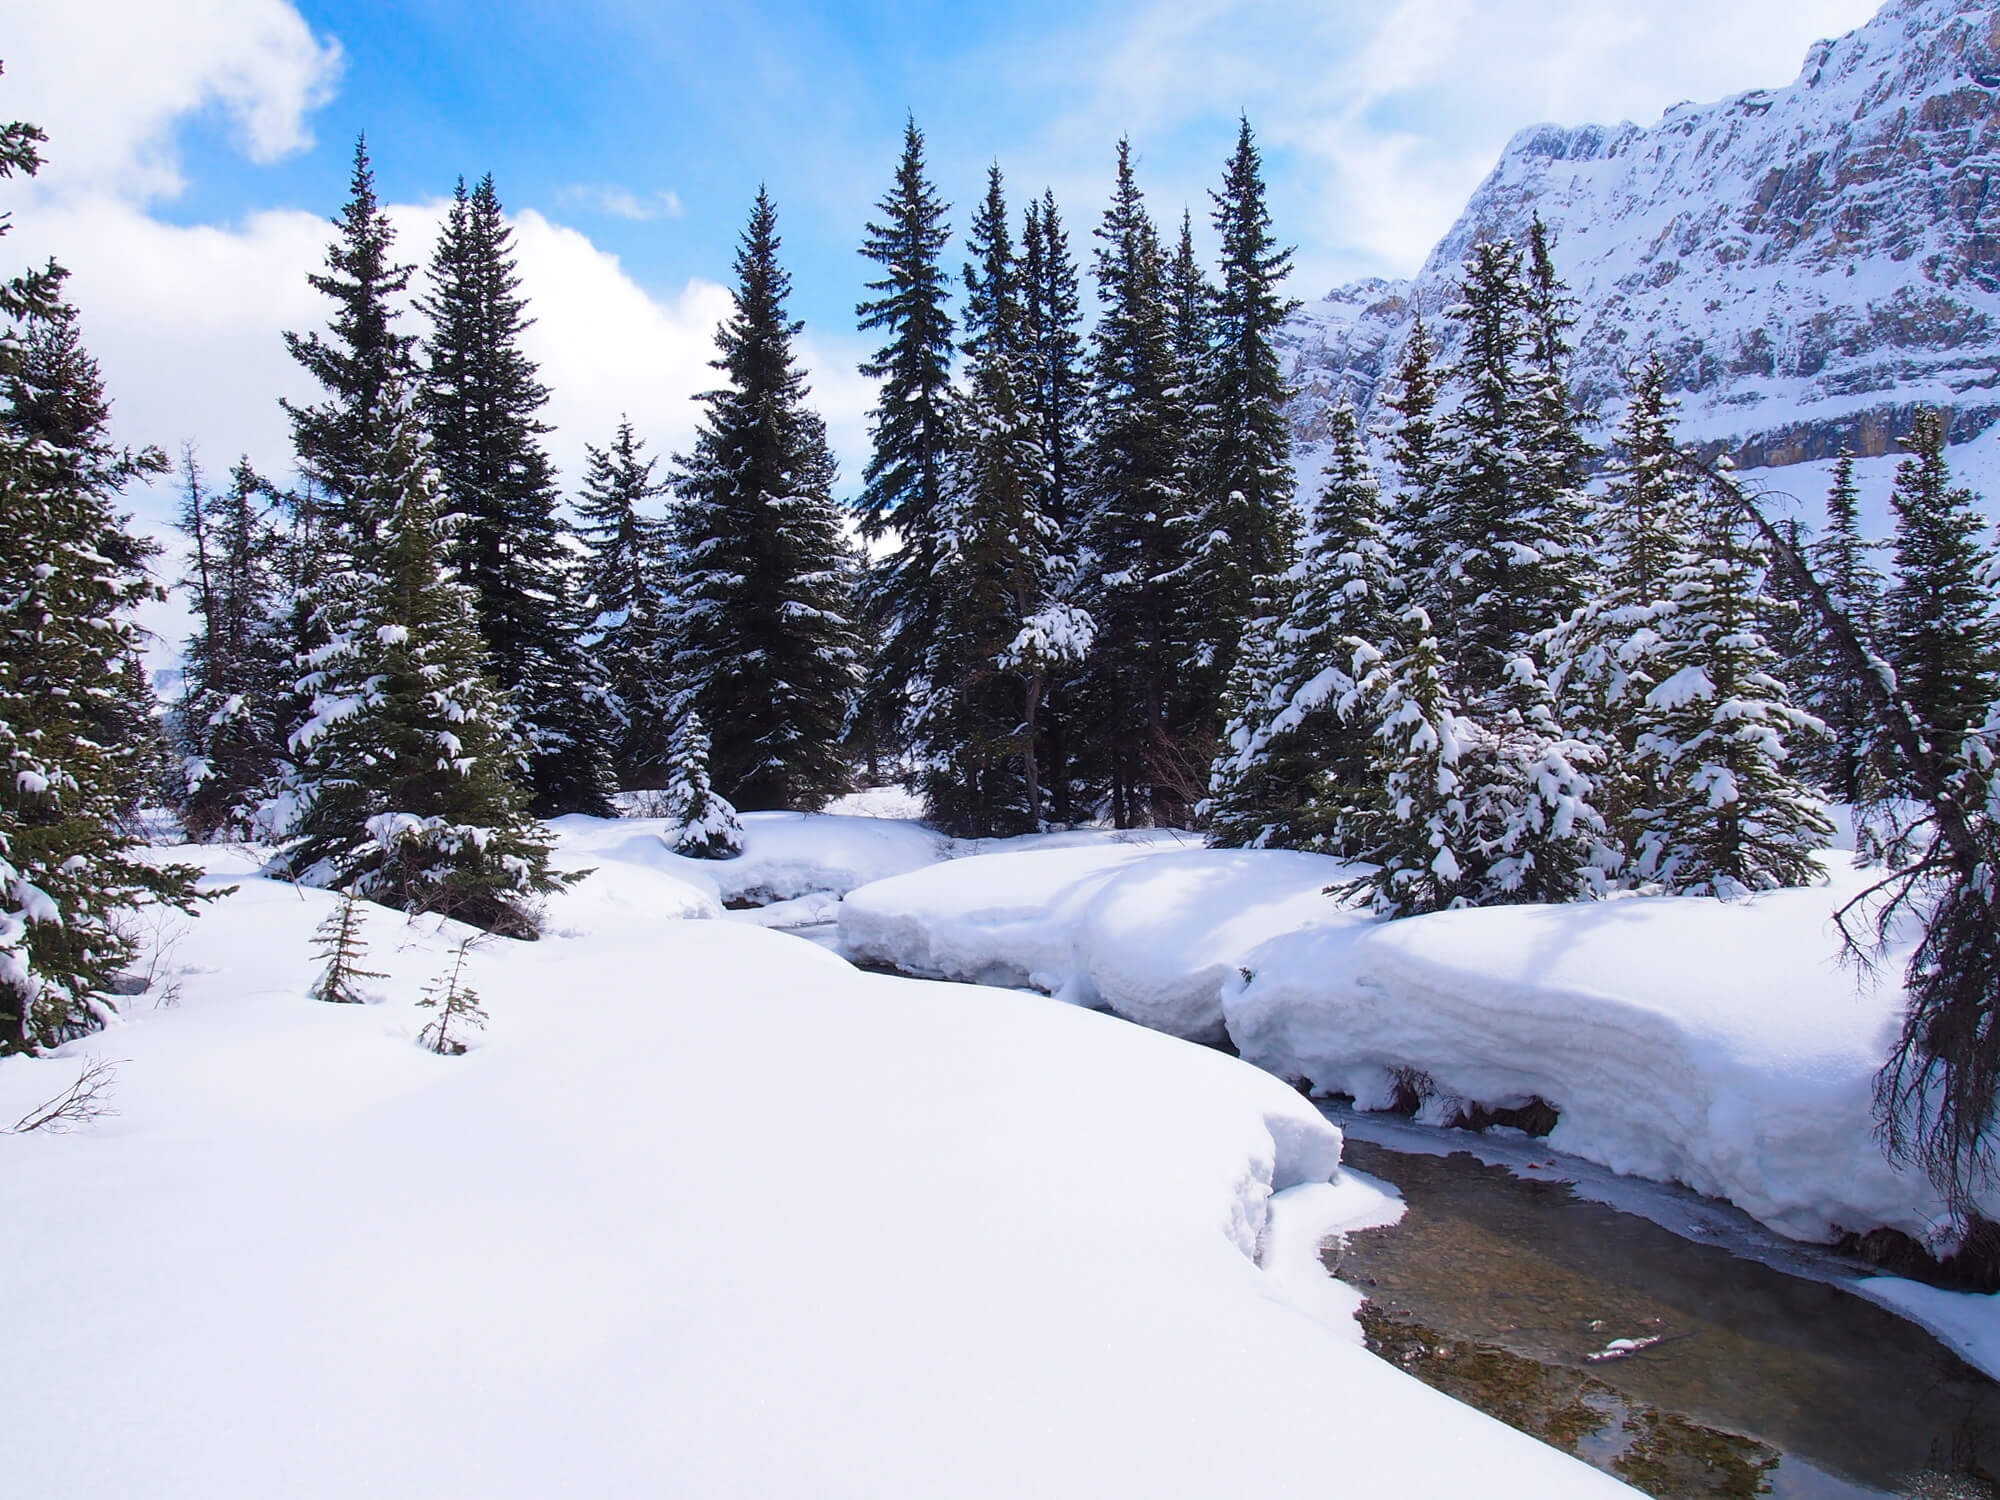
[5,0,1882,510]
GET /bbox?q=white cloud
[558,183,687,223]
[0,0,342,199]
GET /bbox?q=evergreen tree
[915,164,1057,835]
[417,936,487,1054]
[1078,140,1200,826]
[1208,403,1395,852]
[0,266,201,1051]
[282,136,416,545]
[1188,116,1300,704]
[1544,355,1699,852]
[285,380,570,936]
[1383,311,1446,589]
[1885,410,2000,773]
[1631,484,1832,895]
[1431,238,1590,690]
[1020,189,1090,823]
[1343,608,1473,916]
[674,190,861,810]
[419,174,615,817]
[307,890,384,1005]
[576,418,680,785]
[1796,452,1889,802]
[854,117,956,763]
[660,711,744,859]
[174,453,291,840]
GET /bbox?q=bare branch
[9,1057,122,1134]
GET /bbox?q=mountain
[1285,0,2000,477]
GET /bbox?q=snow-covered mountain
[1286,0,2000,475]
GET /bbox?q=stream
[791,916,2000,1497]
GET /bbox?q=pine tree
[854,118,956,765]
[660,711,743,859]
[914,165,1057,835]
[416,936,487,1054]
[308,889,385,1005]
[1208,403,1395,852]
[1631,483,1832,895]
[1188,116,1300,707]
[285,380,571,936]
[1431,238,1593,691]
[282,136,416,546]
[674,190,861,810]
[1078,140,1200,827]
[419,174,616,817]
[1796,452,1889,802]
[175,453,291,840]
[1020,190,1090,824]
[1383,310,1446,589]
[0,271,201,1052]
[1343,608,1473,916]
[1885,410,2000,774]
[576,418,680,786]
[1544,355,1699,852]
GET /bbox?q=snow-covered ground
[0,822,1639,1498]
[837,834,2000,1379]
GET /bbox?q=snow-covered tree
[1795,452,1888,803]
[285,381,570,936]
[174,453,291,840]
[660,711,743,860]
[854,117,957,767]
[1342,608,1471,916]
[673,190,861,810]
[1885,410,1999,780]
[1382,311,1446,587]
[1630,483,1832,896]
[1077,140,1201,827]
[1208,403,1396,853]
[420,174,617,817]
[1187,115,1299,706]
[915,164,1063,836]
[576,418,679,786]
[0,260,200,1051]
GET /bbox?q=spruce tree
[673,190,861,810]
[286,380,570,936]
[576,418,680,786]
[1797,452,1888,802]
[854,118,956,765]
[1020,190,1090,824]
[417,937,487,1055]
[1344,608,1473,917]
[1078,140,1200,827]
[1382,310,1447,589]
[0,267,201,1051]
[1885,410,2000,773]
[1188,116,1300,706]
[419,174,616,817]
[307,890,384,1005]
[660,712,744,859]
[175,453,291,840]
[915,164,1056,835]
[1631,484,1832,895]
[1208,403,1395,853]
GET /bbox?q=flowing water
[1328,1133,2000,1498]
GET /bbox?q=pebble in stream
[1330,1140,2000,1498]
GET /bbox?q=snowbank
[0,828,1628,1497]
[1228,858,1949,1247]
[575,809,950,906]
[842,845,1360,1043]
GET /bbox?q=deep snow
[0,823,1633,1498]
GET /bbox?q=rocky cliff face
[1286,0,2000,473]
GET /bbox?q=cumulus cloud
[0,0,342,199]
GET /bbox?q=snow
[578,808,950,907]
[842,845,1361,1044]
[0,822,1631,1498]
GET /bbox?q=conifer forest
[10,6,2000,1493]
